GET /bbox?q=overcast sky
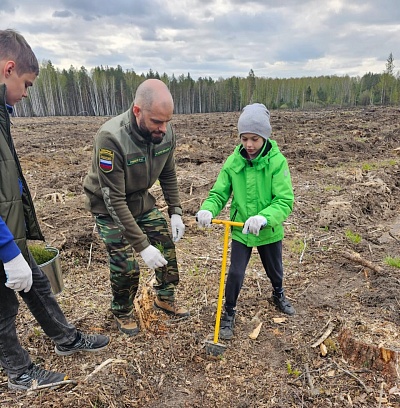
[2,0,399,80]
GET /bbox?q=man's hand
[140,245,168,269]
[170,214,185,242]
[196,210,213,227]
[242,215,267,236]
[4,253,33,292]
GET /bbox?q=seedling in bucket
[29,244,64,295]
[204,219,244,357]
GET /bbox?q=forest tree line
[14,53,399,117]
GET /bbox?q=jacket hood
[231,139,280,173]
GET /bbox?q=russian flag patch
[99,148,114,173]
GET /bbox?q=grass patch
[324,184,342,192]
[384,256,400,269]
[286,361,301,377]
[287,238,305,255]
[361,159,398,172]
[345,229,362,245]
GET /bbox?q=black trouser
[0,252,76,379]
[224,239,284,311]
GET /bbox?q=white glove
[242,215,267,236]
[170,214,185,242]
[4,253,33,292]
[140,245,168,269]
[197,210,213,227]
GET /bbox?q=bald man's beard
[138,119,164,144]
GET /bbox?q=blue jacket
[200,139,294,247]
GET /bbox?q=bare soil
[1,107,400,407]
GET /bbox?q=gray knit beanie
[237,103,272,140]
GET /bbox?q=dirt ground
[1,106,400,407]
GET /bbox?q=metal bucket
[39,247,64,295]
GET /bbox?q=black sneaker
[8,363,68,391]
[55,331,110,356]
[272,292,296,315]
[219,311,235,340]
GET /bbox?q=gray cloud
[2,0,399,79]
[0,0,17,13]
[52,10,73,18]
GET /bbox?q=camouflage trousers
[95,208,180,317]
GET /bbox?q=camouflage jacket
[83,104,182,253]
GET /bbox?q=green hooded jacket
[200,139,294,247]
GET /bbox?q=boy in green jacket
[197,103,295,340]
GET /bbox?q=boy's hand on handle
[196,210,213,227]
[242,215,267,236]
[4,253,33,292]
[170,214,185,242]
[140,245,168,269]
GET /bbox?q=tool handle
[211,219,243,344]
[211,219,244,227]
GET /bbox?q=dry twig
[87,242,93,269]
[389,231,400,242]
[83,358,127,382]
[299,235,307,263]
[333,361,373,394]
[311,321,335,348]
[378,382,387,408]
[42,221,55,229]
[304,363,319,396]
[26,379,77,393]
[43,192,64,203]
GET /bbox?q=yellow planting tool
[205,219,244,356]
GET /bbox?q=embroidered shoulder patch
[99,148,114,173]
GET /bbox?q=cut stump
[338,328,400,381]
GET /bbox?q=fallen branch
[311,321,335,348]
[42,221,55,229]
[333,361,373,394]
[389,231,400,243]
[340,250,383,273]
[27,379,77,393]
[83,358,127,382]
[304,363,319,396]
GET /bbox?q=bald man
[84,79,189,336]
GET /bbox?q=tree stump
[338,328,400,380]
